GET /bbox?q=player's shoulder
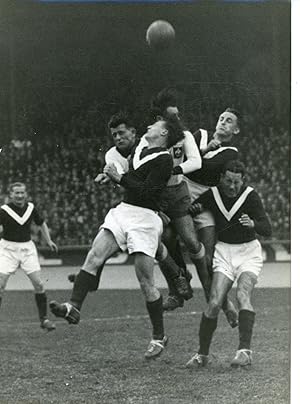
[246,187,260,200]
[105,146,120,158]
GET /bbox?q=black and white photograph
[0,0,292,403]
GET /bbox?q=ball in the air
[146,20,175,50]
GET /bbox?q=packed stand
[0,90,290,246]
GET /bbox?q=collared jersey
[196,186,272,244]
[0,202,44,242]
[119,137,173,211]
[186,129,239,186]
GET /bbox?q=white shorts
[0,239,41,275]
[184,177,215,229]
[213,239,263,282]
[101,202,163,258]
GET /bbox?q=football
[146,20,175,50]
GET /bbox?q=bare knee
[30,276,44,293]
[138,276,159,301]
[206,295,223,317]
[87,248,105,271]
[236,288,252,310]
[0,275,8,296]
[236,273,256,310]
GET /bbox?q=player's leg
[231,271,257,368]
[156,240,192,302]
[50,229,120,324]
[0,274,10,309]
[0,241,19,310]
[230,240,262,367]
[198,225,238,328]
[159,182,193,309]
[196,225,215,271]
[26,270,55,331]
[134,252,167,359]
[68,263,104,291]
[20,241,55,331]
[186,271,233,368]
[159,224,180,293]
[173,214,211,302]
[126,208,167,359]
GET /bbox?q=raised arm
[172,131,202,175]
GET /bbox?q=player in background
[68,112,191,299]
[164,108,240,327]
[0,182,58,331]
[50,116,186,359]
[67,112,139,288]
[150,88,211,307]
[186,160,271,368]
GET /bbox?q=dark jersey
[119,138,173,211]
[186,129,239,186]
[196,186,272,244]
[0,202,44,242]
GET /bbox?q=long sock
[238,310,255,350]
[146,295,164,340]
[198,313,218,355]
[35,292,47,321]
[70,270,96,310]
[173,239,187,270]
[89,264,104,292]
[158,244,182,296]
[190,248,211,302]
[159,262,177,296]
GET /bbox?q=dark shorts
[161,181,191,219]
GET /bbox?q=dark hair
[9,182,26,193]
[222,160,246,176]
[150,87,178,119]
[224,107,242,127]
[108,111,135,130]
[164,115,185,149]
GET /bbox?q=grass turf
[0,288,290,404]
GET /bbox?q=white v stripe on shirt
[133,136,169,170]
[204,146,238,160]
[199,129,208,150]
[1,203,34,225]
[211,187,253,221]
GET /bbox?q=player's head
[220,160,246,197]
[108,112,136,153]
[145,115,185,149]
[9,182,27,206]
[215,108,241,143]
[150,88,180,121]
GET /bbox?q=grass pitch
[0,288,289,404]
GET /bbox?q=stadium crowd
[0,90,290,246]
